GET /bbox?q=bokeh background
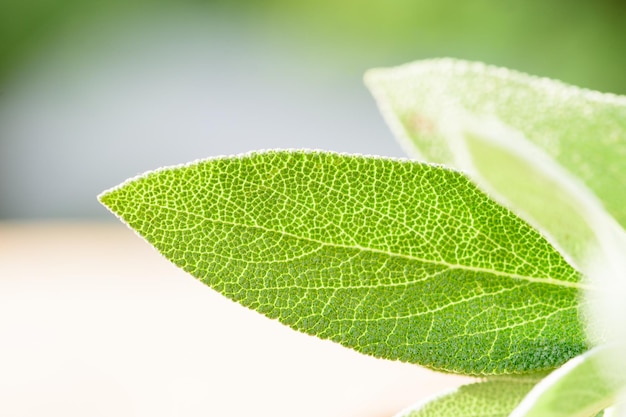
[1,2,625,416]
[1,0,625,219]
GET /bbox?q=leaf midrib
[137,200,589,291]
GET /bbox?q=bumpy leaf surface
[396,375,542,417]
[366,59,626,267]
[510,345,626,417]
[100,150,586,375]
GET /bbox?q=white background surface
[0,223,471,417]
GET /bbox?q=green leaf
[396,375,542,417]
[366,59,626,267]
[510,345,626,417]
[99,150,587,375]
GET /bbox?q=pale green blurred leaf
[100,150,586,375]
[510,345,626,417]
[397,375,541,417]
[366,58,626,267]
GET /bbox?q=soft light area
[0,223,470,417]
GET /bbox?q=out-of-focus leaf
[366,58,626,268]
[510,345,626,417]
[396,375,542,417]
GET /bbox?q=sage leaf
[396,375,542,417]
[99,150,587,375]
[366,59,626,268]
[510,345,626,417]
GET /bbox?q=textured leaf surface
[396,376,541,417]
[99,150,586,375]
[510,345,625,417]
[366,59,626,267]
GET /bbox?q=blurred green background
[1,0,625,219]
[3,0,625,90]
